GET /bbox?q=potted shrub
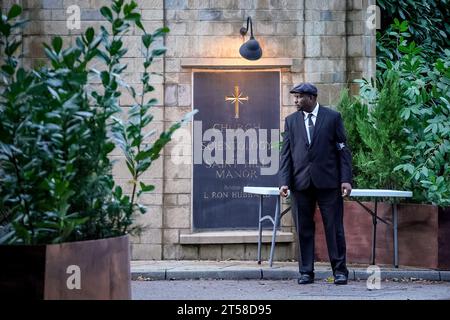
[0,1,196,299]
[313,20,450,269]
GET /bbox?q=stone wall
[1,0,375,261]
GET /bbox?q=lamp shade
[239,37,262,60]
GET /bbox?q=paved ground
[131,260,450,300]
[131,260,450,281]
[132,279,450,300]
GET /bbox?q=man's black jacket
[279,105,352,190]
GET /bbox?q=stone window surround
[179,58,294,245]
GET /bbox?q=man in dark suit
[279,83,352,285]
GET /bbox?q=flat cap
[289,82,318,96]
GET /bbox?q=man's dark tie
[307,113,314,144]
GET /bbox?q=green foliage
[378,21,450,206]
[355,72,409,190]
[0,1,196,244]
[341,17,450,206]
[336,90,367,157]
[392,48,450,206]
[336,89,368,187]
[377,0,450,63]
[376,18,413,70]
[337,73,409,191]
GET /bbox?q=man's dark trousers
[292,181,348,277]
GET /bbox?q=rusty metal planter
[0,235,131,299]
[314,201,450,270]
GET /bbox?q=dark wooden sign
[193,71,280,230]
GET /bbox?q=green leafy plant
[375,18,449,206]
[0,1,196,244]
[392,50,450,206]
[335,89,369,185]
[339,17,450,206]
[377,0,450,63]
[337,72,409,191]
[355,71,409,190]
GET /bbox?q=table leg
[269,196,280,267]
[257,195,263,264]
[393,201,399,268]
[371,199,378,265]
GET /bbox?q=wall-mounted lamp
[239,17,262,60]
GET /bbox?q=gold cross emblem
[225,85,248,119]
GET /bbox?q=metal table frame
[349,189,412,268]
[243,187,289,267]
[243,187,412,268]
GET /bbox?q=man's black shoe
[297,274,314,285]
[334,274,348,285]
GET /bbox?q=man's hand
[341,183,352,197]
[280,186,289,198]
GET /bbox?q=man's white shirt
[303,102,319,144]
